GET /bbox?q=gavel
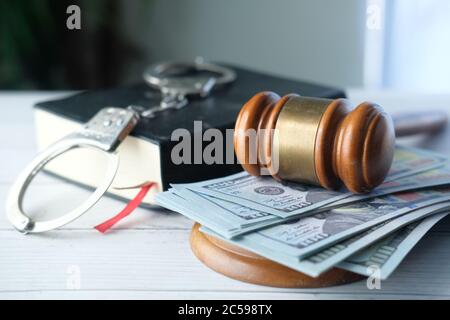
[234,92,448,193]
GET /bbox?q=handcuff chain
[139,93,189,119]
[138,61,236,119]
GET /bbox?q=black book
[34,64,346,204]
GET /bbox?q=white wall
[124,0,367,88]
[384,0,450,92]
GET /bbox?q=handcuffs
[7,61,236,234]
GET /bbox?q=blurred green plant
[0,0,151,89]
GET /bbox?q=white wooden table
[1,91,450,299]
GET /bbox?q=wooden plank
[1,92,71,124]
[0,148,38,183]
[2,91,450,299]
[1,229,450,297]
[0,125,36,149]
[1,290,449,300]
[0,184,193,231]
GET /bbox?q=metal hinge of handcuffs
[7,61,236,234]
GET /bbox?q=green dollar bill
[201,202,450,277]
[161,167,450,240]
[177,146,448,218]
[200,188,450,259]
[338,211,449,280]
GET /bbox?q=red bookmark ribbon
[95,182,156,233]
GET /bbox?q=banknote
[158,166,450,239]
[201,202,450,277]
[155,191,231,230]
[338,211,449,280]
[153,145,450,279]
[178,147,448,218]
[276,203,450,277]
[170,186,277,228]
[156,189,281,238]
[200,188,450,258]
[323,165,450,209]
[179,171,347,218]
[387,145,448,180]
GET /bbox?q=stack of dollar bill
[156,146,450,280]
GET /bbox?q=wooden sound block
[190,223,364,288]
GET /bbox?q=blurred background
[1,0,450,92]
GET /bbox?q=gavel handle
[392,110,448,137]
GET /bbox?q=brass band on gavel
[234,92,395,193]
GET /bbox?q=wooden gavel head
[234,92,396,193]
